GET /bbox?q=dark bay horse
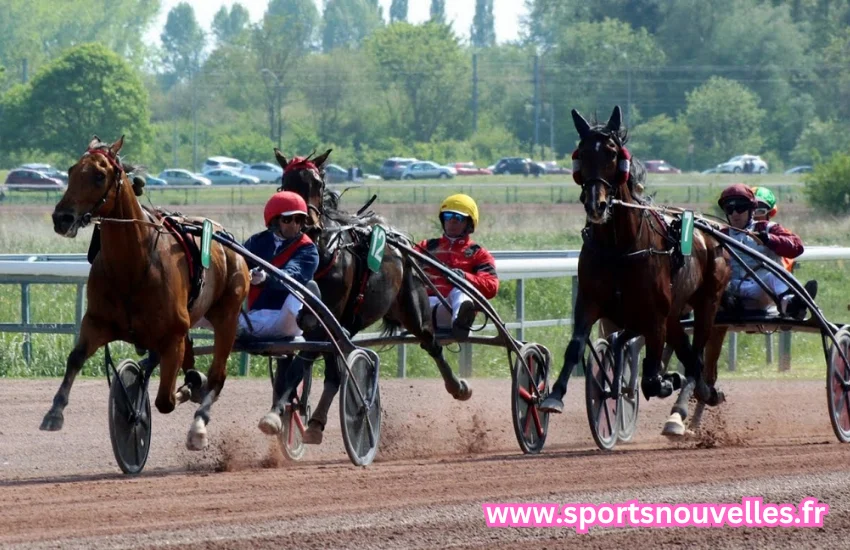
[540,106,730,436]
[44,135,250,450]
[258,148,471,440]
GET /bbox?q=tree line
[1,0,850,175]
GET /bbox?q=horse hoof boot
[186,417,209,451]
[641,376,674,400]
[258,412,283,435]
[539,397,564,414]
[303,421,324,445]
[662,412,686,437]
[663,372,684,391]
[39,411,64,432]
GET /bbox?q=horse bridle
[75,147,127,228]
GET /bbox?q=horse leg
[690,325,728,431]
[259,351,317,435]
[154,335,185,416]
[639,322,676,401]
[41,315,112,431]
[304,352,341,445]
[540,292,599,413]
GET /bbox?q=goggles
[753,207,770,218]
[279,214,304,224]
[723,201,752,215]
[440,212,469,223]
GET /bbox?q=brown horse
[540,106,730,436]
[261,148,471,442]
[43,135,249,450]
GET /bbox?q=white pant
[237,294,304,339]
[728,273,790,310]
[429,288,473,329]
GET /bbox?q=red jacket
[416,235,499,299]
[721,220,804,261]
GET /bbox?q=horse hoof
[663,372,684,391]
[453,379,473,401]
[641,376,673,400]
[662,413,686,437]
[712,389,726,406]
[539,397,564,414]
[303,423,324,445]
[258,412,282,435]
[39,411,64,432]
[186,417,209,451]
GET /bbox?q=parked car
[4,169,65,189]
[19,163,69,184]
[380,157,418,180]
[241,162,282,183]
[204,168,260,185]
[715,154,768,174]
[157,169,212,186]
[644,160,682,174]
[785,165,812,174]
[324,163,351,184]
[400,161,456,180]
[539,161,572,175]
[202,156,245,174]
[492,157,544,176]
[453,162,493,176]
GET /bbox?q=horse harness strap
[159,215,206,311]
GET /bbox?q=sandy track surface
[1,377,848,548]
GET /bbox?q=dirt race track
[2,377,850,549]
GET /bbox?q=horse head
[572,105,642,224]
[53,135,131,238]
[274,148,332,228]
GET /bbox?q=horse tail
[380,317,403,339]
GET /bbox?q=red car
[644,160,682,174]
[4,169,65,189]
[453,162,493,176]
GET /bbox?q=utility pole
[191,70,198,173]
[626,66,632,127]
[549,103,555,160]
[277,83,282,149]
[533,54,540,159]
[472,53,479,133]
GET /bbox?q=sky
[143,0,527,48]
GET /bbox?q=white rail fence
[0,247,846,376]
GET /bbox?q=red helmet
[717,183,756,209]
[264,191,308,226]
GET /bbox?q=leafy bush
[803,152,850,214]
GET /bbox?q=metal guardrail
[1,247,846,375]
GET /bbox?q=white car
[400,161,456,180]
[157,169,212,186]
[202,156,245,174]
[716,155,768,174]
[240,162,282,183]
[204,169,260,185]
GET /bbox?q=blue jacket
[243,229,319,311]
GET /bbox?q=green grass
[1,186,847,381]
[0,172,807,208]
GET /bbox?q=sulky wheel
[108,359,152,475]
[281,361,313,461]
[511,343,551,454]
[339,349,382,466]
[827,328,850,443]
[585,338,619,451]
[618,338,642,442]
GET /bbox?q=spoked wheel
[585,338,619,451]
[108,359,152,475]
[511,343,551,454]
[281,359,313,461]
[339,349,382,466]
[618,338,641,443]
[827,328,850,443]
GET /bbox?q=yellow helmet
[440,193,479,232]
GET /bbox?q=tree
[791,118,850,165]
[253,0,320,143]
[1,43,151,161]
[471,0,495,48]
[365,22,470,142]
[322,0,384,52]
[627,114,693,171]
[160,2,206,82]
[212,3,251,45]
[430,0,446,24]
[804,152,850,215]
[390,0,408,23]
[683,77,766,169]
